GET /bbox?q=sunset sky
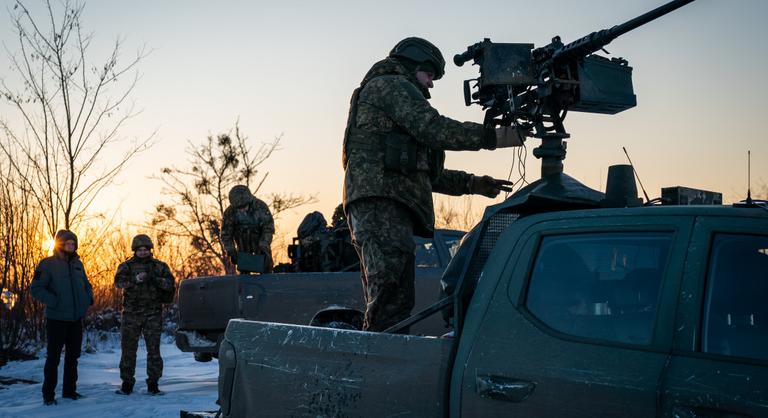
[1,0,766,240]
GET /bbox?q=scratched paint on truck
[224,319,451,418]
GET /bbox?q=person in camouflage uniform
[221,185,275,273]
[114,234,175,396]
[296,211,332,272]
[342,37,529,332]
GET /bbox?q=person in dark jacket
[30,229,94,405]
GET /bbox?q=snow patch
[0,340,219,417]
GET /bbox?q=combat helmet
[389,37,445,80]
[131,234,154,251]
[229,185,254,208]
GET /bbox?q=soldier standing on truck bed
[114,234,175,396]
[342,37,529,332]
[221,185,275,273]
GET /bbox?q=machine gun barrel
[550,0,695,65]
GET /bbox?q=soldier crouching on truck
[342,37,529,332]
[221,185,275,273]
[114,234,175,396]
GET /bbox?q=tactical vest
[342,79,445,181]
[121,258,169,310]
[233,209,264,254]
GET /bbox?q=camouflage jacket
[114,256,175,312]
[343,58,496,237]
[221,197,274,256]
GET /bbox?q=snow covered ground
[0,335,219,418]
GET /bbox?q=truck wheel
[194,352,213,362]
[317,320,357,330]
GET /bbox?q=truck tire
[316,320,358,330]
[310,308,364,330]
[194,352,213,362]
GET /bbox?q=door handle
[476,374,535,403]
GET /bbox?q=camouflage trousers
[119,309,163,386]
[348,198,415,332]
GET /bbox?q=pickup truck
[175,228,464,359]
[214,172,768,417]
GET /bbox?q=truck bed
[219,319,452,418]
[177,268,449,353]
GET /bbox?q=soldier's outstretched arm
[431,169,473,196]
[468,175,514,198]
[364,77,497,152]
[433,169,514,198]
[114,262,135,289]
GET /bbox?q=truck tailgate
[178,275,243,330]
[222,319,452,417]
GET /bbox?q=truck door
[661,217,768,417]
[453,215,693,417]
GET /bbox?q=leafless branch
[148,120,312,273]
[0,0,152,234]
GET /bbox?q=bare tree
[0,163,47,354]
[149,120,317,275]
[0,0,153,236]
[434,195,482,232]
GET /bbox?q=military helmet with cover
[229,185,254,208]
[389,37,445,80]
[131,234,154,251]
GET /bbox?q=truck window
[702,234,768,361]
[525,232,672,345]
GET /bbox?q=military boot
[115,381,133,395]
[147,381,163,396]
[62,391,84,400]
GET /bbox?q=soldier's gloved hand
[494,126,527,148]
[470,175,514,198]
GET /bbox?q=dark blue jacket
[30,250,94,321]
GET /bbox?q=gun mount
[455,0,696,177]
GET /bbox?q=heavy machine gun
[454,0,695,176]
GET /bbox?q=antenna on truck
[746,150,753,205]
[734,150,768,211]
[622,147,651,203]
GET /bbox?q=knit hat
[54,229,78,252]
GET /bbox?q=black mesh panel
[465,211,520,285]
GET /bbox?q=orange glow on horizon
[43,237,55,256]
